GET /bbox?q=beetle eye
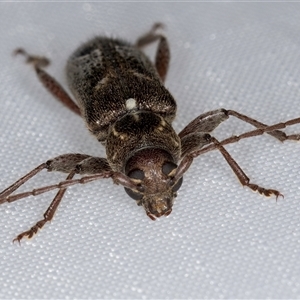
[172,177,183,192]
[127,169,145,180]
[125,169,144,200]
[162,162,177,176]
[124,187,143,200]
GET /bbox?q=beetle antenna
[0,173,112,204]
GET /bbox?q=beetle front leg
[180,132,212,158]
[177,109,300,191]
[179,109,231,158]
[13,171,76,243]
[179,109,229,139]
[0,154,91,203]
[0,154,112,242]
[176,135,282,198]
[209,137,282,198]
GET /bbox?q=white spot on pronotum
[126,98,137,110]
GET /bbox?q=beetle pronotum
[1,23,300,242]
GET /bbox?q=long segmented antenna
[0,173,113,204]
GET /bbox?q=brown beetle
[1,23,300,242]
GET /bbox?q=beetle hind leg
[13,48,81,116]
[135,23,170,82]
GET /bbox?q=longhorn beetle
[1,23,300,243]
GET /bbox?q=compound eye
[124,188,143,200]
[125,169,144,200]
[127,169,145,180]
[172,177,183,192]
[162,162,177,176]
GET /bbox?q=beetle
[1,23,300,242]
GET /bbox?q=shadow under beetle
[1,23,300,243]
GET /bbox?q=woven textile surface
[1,3,300,299]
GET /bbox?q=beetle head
[124,148,183,220]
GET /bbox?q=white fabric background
[1,2,300,299]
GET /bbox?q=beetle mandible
[1,23,300,242]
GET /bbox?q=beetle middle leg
[13,48,81,116]
[136,23,170,82]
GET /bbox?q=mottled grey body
[66,37,179,172]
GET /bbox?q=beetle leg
[226,110,300,142]
[179,109,229,139]
[210,137,282,197]
[154,35,170,82]
[179,108,300,142]
[0,153,90,203]
[13,171,76,244]
[180,108,300,141]
[0,163,47,202]
[0,154,142,242]
[180,132,212,158]
[13,48,81,116]
[0,154,101,242]
[176,116,300,198]
[176,135,283,198]
[188,116,300,159]
[12,156,114,243]
[135,23,165,47]
[135,23,170,82]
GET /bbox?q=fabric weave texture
[1,3,300,299]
